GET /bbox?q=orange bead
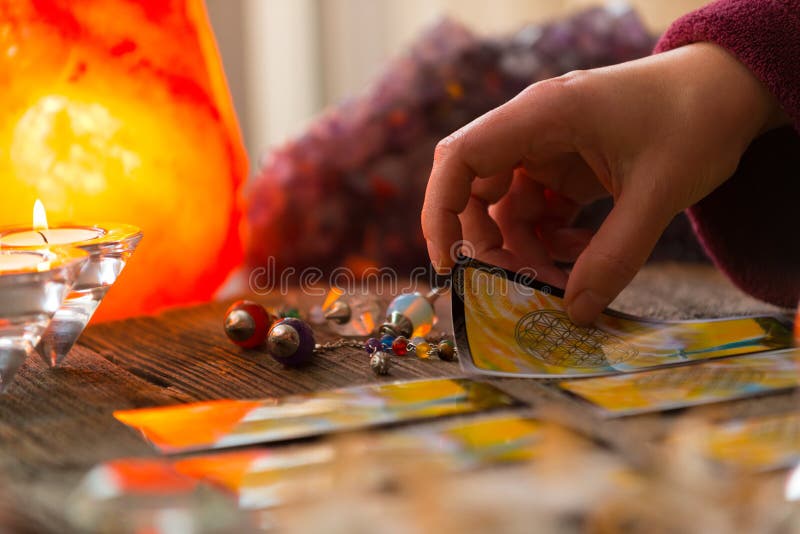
[415,341,431,359]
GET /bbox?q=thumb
[564,189,676,325]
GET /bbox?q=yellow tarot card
[84,413,545,511]
[558,349,800,417]
[703,411,800,472]
[114,378,519,454]
[452,257,792,378]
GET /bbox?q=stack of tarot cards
[71,378,558,526]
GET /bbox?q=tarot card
[88,413,545,511]
[452,257,792,378]
[114,378,518,454]
[184,414,546,508]
[431,414,545,466]
[701,411,800,472]
[558,349,800,417]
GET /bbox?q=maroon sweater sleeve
[654,0,800,308]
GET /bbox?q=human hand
[422,42,787,325]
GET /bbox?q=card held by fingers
[452,257,793,378]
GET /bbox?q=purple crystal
[245,8,656,275]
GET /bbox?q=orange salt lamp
[0,0,246,320]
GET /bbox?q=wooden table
[0,264,796,532]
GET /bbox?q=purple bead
[267,318,315,367]
[365,337,382,354]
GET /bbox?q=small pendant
[319,288,382,337]
[223,300,277,349]
[379,287,445,338]
[369,351,392,375]
[267,318,316,367]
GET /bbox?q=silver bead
[379,312,413,338]
[267,322,300,359]
[323,300,352,324]
[224,309,256,343]
[369,351,392,376]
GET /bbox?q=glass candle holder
[0,223,142,367]
[0,247,87,390]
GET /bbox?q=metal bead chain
[313,339,367,352]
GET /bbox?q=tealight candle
[0,251,49,271]
[0,200,142,368]
[0,227,103,247]
[0,200,104,247]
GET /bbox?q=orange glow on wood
[0,0,247,320]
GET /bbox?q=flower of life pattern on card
[515,310,639,368]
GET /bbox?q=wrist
[683,43,788,141]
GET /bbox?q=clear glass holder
[0,247,87,391]
[1,223,142,367]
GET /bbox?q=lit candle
[0,199,103,246]
[0,251,47,271]
[0,199,141,370]
[0,228,103,246]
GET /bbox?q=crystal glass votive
[0,247,87,390]
[0,223,142,367]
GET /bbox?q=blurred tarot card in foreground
[700,411,800,472]
[114,378,518,454]
[81,414,548,512]
[452,257,792,378]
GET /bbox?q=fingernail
[567,289,609,326]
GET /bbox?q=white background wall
[205,0,709,173]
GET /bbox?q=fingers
[422,76,581,273]
[458,171,512,260]
[460,172,542,273]
[523,152,609,205]
[460,195,504,259]
[503,170,590,265]
[537,226,594,263]
[491,171,568,287]
[460,195,529,272]
[470,171,513,205]
[564,187,676,325]
[422,140,472,272]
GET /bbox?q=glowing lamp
[0,0,247,320]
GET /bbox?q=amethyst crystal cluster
[245,7,657,275]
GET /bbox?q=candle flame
[33,199,48,231]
